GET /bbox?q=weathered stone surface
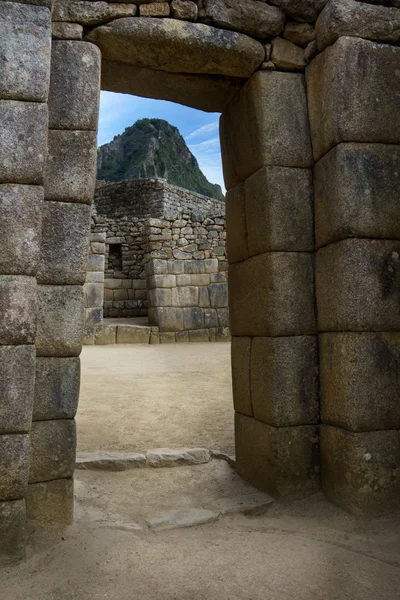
[62,1,137,25]
[216,491,274,516]
[304,40,318,64]
[316,0,400,51]
[245,166,314,255]
[26,478,73,523]
[272,0,328,22]
[0,346,35,434]
[84,307,102,338]
[159,332,176,343]
[0,276,37,345]
[36,285,85,357]
[52,22,83,40]
[38,202,91,285]
[76,451,146,470]
[95,323,117,345]
[148,508,218,530]
[231,337,253,417]
[189,328,210,342]
[87,254,105,272]
[235,414,320,500]
[171,0,197,21]
[84,283,103,309]
[0,435,30,501]
[183,307,204,330]
[149,306,183,331]
[251,336,319,427]
[320,333,400,432]
[0,3,50,102]
[140,2,170,16]
[147,448,211,467]
[0,184,43,276]
[271,37,306,71]
[200,0,284,39]
[321,425,400,516]
[86,18,264,79]
[149,287,172,307]
[314,143,400,248]
[177,286,199,307]
[316,239,400,332]
[307,37,400,161]
[0,101,47,184]
[209,283,228,308]
[44,130,97,203]
[283,22,315,47]
[229,253,316,337]
[33,357,80,421]
[225,183,248,264]
[0,500,25,565]
[117,325,151,344]
[29,420,76,483]
[220,71,313,190]
[49,41,100,130]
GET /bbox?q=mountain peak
[97,118,224,201]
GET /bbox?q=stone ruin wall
[83,178,228,342]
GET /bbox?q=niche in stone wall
[108,243,122,274]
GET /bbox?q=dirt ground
[77,343,234,454]
[2,343,400,599]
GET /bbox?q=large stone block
[49,41,100,130]
[44,130,97,203]
[251,336,319,427]
[229,253,316,337]
[209,283,228,308]
[200,0,284,38]
[149,287,172,307]
[95,323,116,345]
[316,0,400,51]
[235,414,320,500]
[0,434,30,501]
[116,325,151,344]
[177,286,199,308]
[307,37,400,161]
[314,143,400,248]
[26,478,73,523]
[0,3,51,101]
[38,202,91,285]
[29,420,76,483]
[183,307,205,330]
[33,357,80,421]
[36,285,85,357]
[86,17,264,79]
[225,182,248,264]
[245,166,314,255]
[83,282,103,308]
[316,239,400,332]
[272,0,327,22]
[148,306,183,332]
[0,101,48,184]
[87,253,105,273]
[0,500,25,565]
[0,184,43,276]
[0,346,35,434]
[84,307,102,338]
[0,276,37,345]
[321,425,400,516]
[231,337,253,417]
[320,333,400,432]
[220,71,313,190]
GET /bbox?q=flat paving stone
[216,492,274,515]
[147,508,219,531]
[76,452,147,471]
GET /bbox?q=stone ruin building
[1,0,400,564]
[83,177,229,344]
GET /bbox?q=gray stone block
[316,239,400,332]
[215,327,231,342]
[203,259,219,274]
[217,307,229,327]
[52,22,83,40]
[204,308,218,329]
[231,337,253,417]
[235,414,320,501]
[183,307,204,330]
[0,101,48,184]
[87,253,105,272]
[26,478,73,523]
[245,166,314,255]
[314,143,400,248]
[225,183,248,264]
[149,274,176,288]
[149,306,183,332]
[0,434,29,501]
[83,283,103,308]
[220,71,313,190]
[86,17,264,79]
[0,276,37,345]
[36,285,85,357]
[0,346,35,434]
[0,3,51,101]
[95,324,117,345]
[320,332,400,432]
[149,287,172,307]
[271,37,307,72]
[44,130,97,203]
[200,0,284,38]
[307,37,400,161]
[189,329,210,342]
[251,336,319,427]
[272,0,327,22]
[33,357,80,421]
[116,325,151,344]
[49,41,100,130]
[321,425,400,516]
[0,184,43,276]
[159,332,176,343]
[84,307,102,338]
[177,286,199,307]
[38,201,91,285]
[0,500,25,565]
[29,420,76,483]
[209,283,228,308]
[229,253,316,337]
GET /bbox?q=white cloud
[185,121,219,141]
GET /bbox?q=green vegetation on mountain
[97,118,224,200]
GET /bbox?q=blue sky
[98,91,225,190]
